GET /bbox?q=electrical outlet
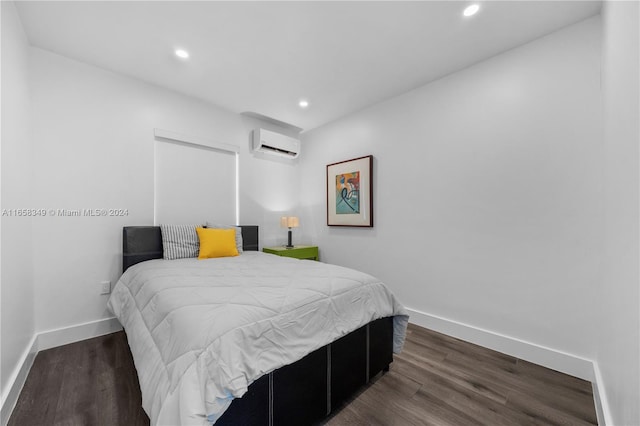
[100,280,111,295]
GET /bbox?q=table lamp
[280,216,299,248]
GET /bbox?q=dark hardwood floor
[9,331,149,426]
[8,323,597,426]
[327,324,597,425]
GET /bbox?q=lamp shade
[280,216,299,228]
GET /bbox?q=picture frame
[327,155,373,227]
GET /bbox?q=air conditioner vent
[253,129,300,159]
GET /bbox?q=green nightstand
[263,245,319,261]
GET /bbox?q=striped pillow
[160,224,200,260]
[205,223,243,254]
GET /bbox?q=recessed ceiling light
[299,99,309,108]
[463,4,480,17]
[175,49,190,59]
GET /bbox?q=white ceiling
[15,1,601,132]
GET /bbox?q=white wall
[29,47,299,334]
[598,1,639,425]
[300,17,602,360]
[0,0,35,405]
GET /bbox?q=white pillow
[205,223,243,254]
[160,224,200,260]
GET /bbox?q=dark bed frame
[122,226,394,426]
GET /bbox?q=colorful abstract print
[335,171,360,214]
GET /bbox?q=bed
[108,225,408,426]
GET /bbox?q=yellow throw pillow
[196,227,239,259]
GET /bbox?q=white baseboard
[592,362,613,426]
[406,307,594,381]
[0,317,122,426]
[0,335,38,426]
[37,317,122,351]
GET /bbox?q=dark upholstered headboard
[122,225,259,272]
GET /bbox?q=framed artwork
[326,155,373,227]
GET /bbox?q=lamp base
[286,229,293,248]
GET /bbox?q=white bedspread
[107,252,408,426]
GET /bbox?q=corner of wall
[592,361,613,426]
[1,1,36,421]
[0,335,37,426]
[0,317,122,425]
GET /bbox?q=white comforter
[107,252,408,425]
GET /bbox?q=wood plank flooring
[8,331,148,426]
[327,324,597,425]
[8,323,597,426]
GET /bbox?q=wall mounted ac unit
[253,128,300,159]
